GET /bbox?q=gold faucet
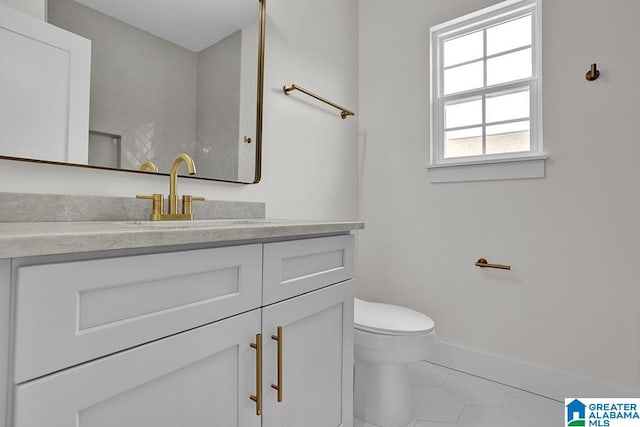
[139,160,158,172]
[137,153,205,221]
[169,153,196,215]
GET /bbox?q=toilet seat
[354,298,435,336]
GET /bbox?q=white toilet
[353,298,436,427]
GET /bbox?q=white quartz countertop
[0,219,364,258]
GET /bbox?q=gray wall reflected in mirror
[45,0,262,183]
[88,130,121,169]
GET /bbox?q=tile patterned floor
[355,361,563,427]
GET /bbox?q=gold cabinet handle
[475,258,511,270]
[271,326,283,402]
[250,334,262,415]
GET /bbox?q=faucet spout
[139,160,158,173]
[168,153,196,215]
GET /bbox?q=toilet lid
[354,298,435,336]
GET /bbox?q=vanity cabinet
[4,234,355,427]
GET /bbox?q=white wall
[0,0,359,221]
[358,0,640,391]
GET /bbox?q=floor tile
[415,421,457,427]
[493,381,530,393]
[358,361,562,427]
[442,374,506,407]
[413,385,464,423]
[457,406,528,427]
[502,391,563,426]
[353,417,369,427]
[353,417,385,427]
[409,361,450,386]
[355,417,417,427]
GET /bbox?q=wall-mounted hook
[585,63,600,81]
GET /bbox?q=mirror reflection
[37,0,262,182]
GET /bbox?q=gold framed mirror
[0,0,265,183]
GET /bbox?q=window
[429,0,545,183]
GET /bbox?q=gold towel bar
[283,84,355,119]
[475,258,511,271]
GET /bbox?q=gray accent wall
[237,23,258,183]
[48,0,198,172]
[48,0,249,180]
[194,31,242,180]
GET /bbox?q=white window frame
[428,0,545,183]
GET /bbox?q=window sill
[427,154,547,183]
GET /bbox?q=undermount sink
[127,219,275,229]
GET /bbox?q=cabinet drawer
[14,244,262,383]
[263,235,354,305]
[14,309,261,427]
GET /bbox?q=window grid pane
[485,88,530,123]
[443,30,483,67]
[486,120,531,155]
[444,98,483,129]
[486,48,532,86]
[443,61,484,95]
[444,127,483,158]
[486,15,532,56]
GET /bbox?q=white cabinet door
[262,280,354,427]
[13,309,261,427]
[0,3,90,163]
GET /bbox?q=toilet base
[354,358,415,427]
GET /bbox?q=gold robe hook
[585,63,600,81]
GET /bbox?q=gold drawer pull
[250,334,262,415]
[271,326,283,402]
[475,258,511,270]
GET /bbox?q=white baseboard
[426,341,640,401]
